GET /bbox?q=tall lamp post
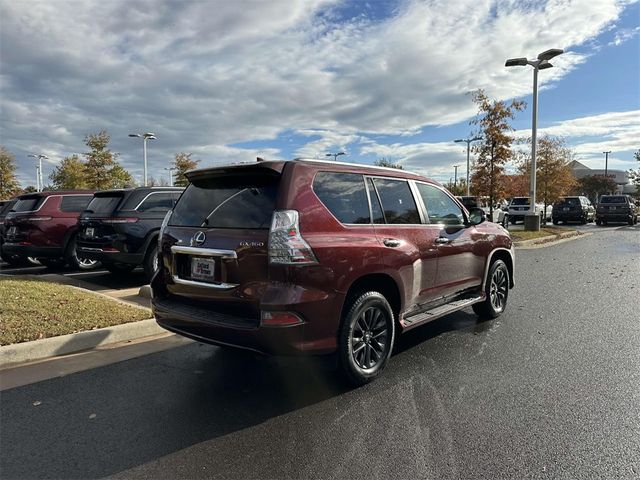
[454,136,482,196]
[326,152,345,162]
[28,154,48,192]
[602,151,611,178]
[129,132,156,186]
[164,167,176,187]
[505,48,563,231]
[453,165,459,187]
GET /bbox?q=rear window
[86,195,123,214]
[372,178,420,224]
[600,196,627,204]
[0,201,16,216]
[12,196,44,212]
[170,176,278,228]
[60,195,93,213]
[136,193,177,212]
[557,197,580,206]
[313,172,370,224]
[511,198,530,206]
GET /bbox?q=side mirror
[467,207,486,226]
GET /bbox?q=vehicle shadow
[1,309,486,479]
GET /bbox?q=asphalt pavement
[1,224,639,479]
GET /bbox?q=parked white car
[506,197,550,225]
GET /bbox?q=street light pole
[454,136,482,196]
[603,151,611,178]
[506,48,563,231]
[326,152,345,162]
[28,154,49,192]
[129,132,156,186]
[453,165,459,187]
[164,167,176,187]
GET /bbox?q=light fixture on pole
[28,154,48,192]
[164,167,177,187]
[454,136,482,196]
[505,48,563,231]
[129,132,156,186]
[325,152,345,162]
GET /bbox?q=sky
[1,0,639,187]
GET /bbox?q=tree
[469,90,525,219]
[49,154,88,189]
[20,186,38,194]
[374,158,403,169]
[445,178,467,196]
[502,173,528,199]
[628,149,640,196]
[516,135,576,218]
[0,146,20,200]
[574,175,617,203]
[173,153,200,187]
[147,176,170,187]
[83,130,134,189]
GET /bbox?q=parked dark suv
[3,191,97,269]
[151,159,514,385]
[552,196,595,224]
[596,195,638,226]
[1,199,19,265]
[77,187,183,279]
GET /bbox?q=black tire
[105,263,136,275]
[629,216,634,226]
[143,243,159,280]
[65,236,100,271]
[580,216,587,225]
[596,219,602,226]
[2,254,31,267]
[472,259,509,320]
[338,291,395,386]
[552,219,559,225]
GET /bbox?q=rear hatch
[553,197,581,215]
[77,191,127,247]
[159,163,283,318]
[598,196,629,213]
[5,195,47,242]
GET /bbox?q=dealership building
[569,160,636,195]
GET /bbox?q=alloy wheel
[489,266,508,313]
[351,306,389,370]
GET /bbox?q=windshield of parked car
[600,196,626,204]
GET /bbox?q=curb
[0,319,166,369]
[514,231,587,248]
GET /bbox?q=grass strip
[0,278,150,345]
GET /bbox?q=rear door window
[170,176,279,229]
[313,172,370,224]
[367,178,385,224]
[372,178,420,224]
[417,183,464,225]
[60,195,93,213]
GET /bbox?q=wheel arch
[341,273,402,324]
[483,248,514,290]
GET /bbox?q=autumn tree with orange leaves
[468,90,525,219]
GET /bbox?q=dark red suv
[152,159,514,384]
[3,190,98,270]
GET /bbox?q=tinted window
[0,201,16,216]
[367,178,385,224]
[511,197,530,205]
[313,172,370,224]
[13,197,44,212]
[137,193,176,212]
[417,183,464,225]
[60,195,92,212]
[600,196,626,204]
[372,178,420,224]
[86,195,123,214]
[170,176,278,229]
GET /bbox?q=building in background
[569,160,635,195]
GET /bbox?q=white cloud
[0,0,636,185]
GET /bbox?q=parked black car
[77,187,183,279]
[596,195,638,226]
[0,199,19,264]
[552,196,595,224]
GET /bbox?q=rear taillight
[101,217,138,224]
[268,210,317,265]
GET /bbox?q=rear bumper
[552,211,586,221]
[596,213,633,222]
[1,243,64,259]
[76,246,144,265]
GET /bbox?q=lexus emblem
[191,231,206,247]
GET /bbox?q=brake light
[268,210,317,264]
[101,217,139,224]
[261,311,304,326]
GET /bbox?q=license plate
[85,227,95,237]
[191,257,215,281]
[563,207,569,211]
[7,226,17,236]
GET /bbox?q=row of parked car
[456,195,639,227]
[0,187,183,279]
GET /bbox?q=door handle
[383,238,401,247]
[434,236,450,245]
